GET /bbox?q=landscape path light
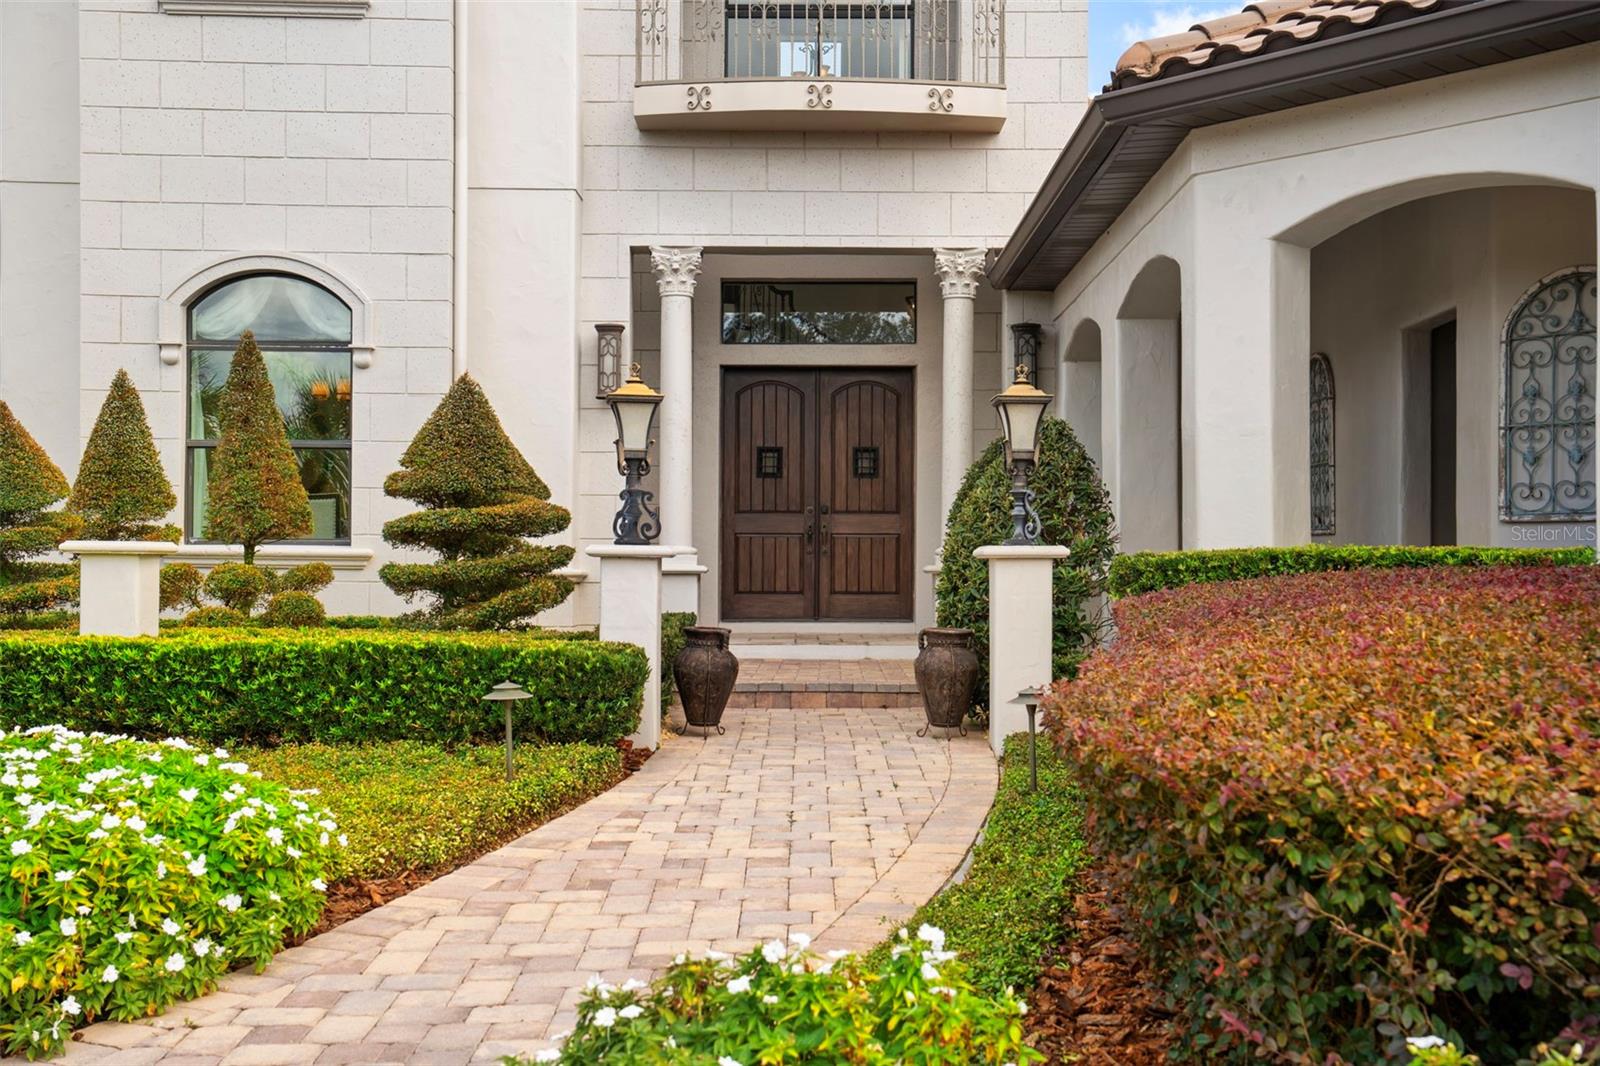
[482,681,531,780]
[991,364,1052,546]
[607,363,664,545]
[1010,685,1047,791]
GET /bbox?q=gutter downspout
[451,0,469,380]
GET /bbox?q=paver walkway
[56,706,995,1065]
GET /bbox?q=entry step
[727,659,921,708]
[727,630,920,661]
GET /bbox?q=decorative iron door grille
[1500,268,1597,521]
[1309,352,1335,536]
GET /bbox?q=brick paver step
[728,659,922,708]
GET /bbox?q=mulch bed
[298,737,653,939]
[1026,866,1176,1064]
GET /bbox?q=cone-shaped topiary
[70,369,180,542]
[0,402,82,616]
[936,417,1118,709]
[379,375,574,629]
[203,331,312,564]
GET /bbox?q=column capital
[934,247,988,299]
[650,246,703,298]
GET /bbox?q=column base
[661,547,707,615]
[62,540,178,637]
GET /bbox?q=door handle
[804,506,814,542]
[819,520,829,552]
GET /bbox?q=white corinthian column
[649,246,706,613]
[934,248,988,535]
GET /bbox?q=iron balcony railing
[636,1,1005,88]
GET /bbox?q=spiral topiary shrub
[0,403,81,619]
[379,376,575,630]
[0,725,342,1058]
[935,417,1117,706]
[258,591,325,628]
[68,371,179,543]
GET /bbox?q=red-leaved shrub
[1045,565,1600,1063]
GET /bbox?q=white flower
[75,905,90,916]
[8,839,31,857]
[337,834,348,847]
[726,975,752,994]
[125,815,147,832]
[533,1052,559,1064]
[19,774,39,789]
[618,1004,643,1020]
[592,1006,617,1028]
[192,753,209,766]
[100,965,119,984]
[87,829,108,841]
[265,827,284,846]
[155,862,167,879]
[162,918,181,936]
[761,939,786,964]
[917,923,946,953]
[186,855,207,877]
[13,931,32,946]
[99,814,120,830]
[719,1057,745,1066]
[52,869,74,883]
[59,917,77,936]
[1406,1037,1447,1050]
[177,788,199,803]
[194,938,214,958]
[114,931,133,944]
[921,962,940,981]
[310,878,326,892]
[789,931,812,950]
[164,953,185,973]
[60,996,81,1017]
[761,994,779,1005]
[219,894,243,913]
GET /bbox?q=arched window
[1309,352,1335,536]
[186,273,354,543]
[1501,268,1597,521]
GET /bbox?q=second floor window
[725,3,914,80]
[186,273,354,544]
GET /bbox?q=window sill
[174,544,374,571]
[159,0,368,15]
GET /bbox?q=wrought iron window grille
[756,446,784,478]
[1309,352,1335,536]
[852,446,880,478]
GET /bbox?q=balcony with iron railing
[634,1,1007,131]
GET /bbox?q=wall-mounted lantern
[1009,322,1042,388]
[595,323,626,398]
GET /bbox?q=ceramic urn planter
[673,626,739,736]
[914,627,980,737]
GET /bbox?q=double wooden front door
[721,368,915,621]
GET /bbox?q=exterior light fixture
[607,363,663,545]
[1010,685,1046,792]
[482,680,531,780]
[1009,322,1042,387]
[595,323,626,398]
[991,363,1053,545]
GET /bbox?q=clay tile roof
[1108,0,1448,91]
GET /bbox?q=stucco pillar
[975,544,1070,759]
[62,541,176,637]
[934,248,987,535]
[650,246,706,614]
[586,544,675,752]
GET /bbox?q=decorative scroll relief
[1309,353,1335,536]
[807,84,834,109]
[928,87,954,113]
[1501,267,1597,520]
[651,246,704,299]
[933,248,988,299]
[686,86,713,111]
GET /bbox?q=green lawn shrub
[0,402,80,619]
[241,741,623,882]
[1046,566,1600,1063]
[0,629,647,747]
[867,734,1087,996]
[158,565,203,613]
[937,417,1117,705]
[1107,543,1595,597]
[508,928,1038,1065]
[1,725,341,1058]
[257,591,325,628]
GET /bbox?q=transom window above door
[185,273,354,544]
[721,281,916,344]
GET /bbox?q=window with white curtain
[185,273,354,543]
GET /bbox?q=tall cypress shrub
[69,369,179,542]
[0,402,82,616]
[379,375,575,630]
[203,331,312,564]
[936,416,1118,705]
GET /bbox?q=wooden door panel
[721,371,815,619]
[817,370,914,619]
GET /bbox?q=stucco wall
[1046,42,1600,552]
[1309,186,1596,547]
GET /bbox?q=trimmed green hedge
[1107,543,1595,598]
[0,628,646,747]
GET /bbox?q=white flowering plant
[504,925,1040,1065]
[0,726,343,1059]
[1406,1037,1594,1066]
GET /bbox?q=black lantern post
[607,363,664,545]
[1009,322,1042,386]
[991,364,1053,545]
